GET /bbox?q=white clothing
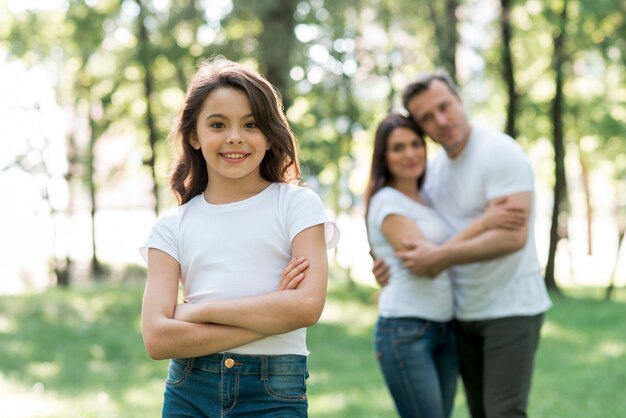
[367,187,454,321]
[424,125,552,320]
[140,182,340,355]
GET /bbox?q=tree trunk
[256,0,298,110]
[577,144,593,255]
[544,0,569,293]
[499,0,518,138]
[605,226,625,301]
[137,0,160,215]
[428,0,459,81]
[87,114,104,277]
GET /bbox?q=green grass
[0,280,624,417]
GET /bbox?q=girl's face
[192,87,270,184]
[385,127,426,182]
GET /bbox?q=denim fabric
[375,316,458,418]
[162,353,308,417]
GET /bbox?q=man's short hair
[402,69,459,111]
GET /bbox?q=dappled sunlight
[319,298,377,332]
[309,387,395,417]
[541,320,587,345]
[121,380,167,410]
[0,314,17,333]
[309,392,351,415]
[0,374,65,418]
[590,340,625,362]
[26,362,60,381]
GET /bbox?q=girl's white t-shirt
[367,187,454,321]
[141,182,339,355]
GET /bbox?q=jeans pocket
[165,358,192,387]
[263,370,308,401]
[393,322,428,344]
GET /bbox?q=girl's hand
[174,302,198,322]
[278,256,309,290]
[481,197,526,231]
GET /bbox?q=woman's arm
[141,248,272,360]
[380,214,426,251]
[173,224,329,335]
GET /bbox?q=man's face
[406,79,471,158]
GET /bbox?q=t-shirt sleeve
[139,208,180,264]
[284,186,340,249]
[484,139,534,200]
[368,189,411,229]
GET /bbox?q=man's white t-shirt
[424,126,552,320]
[141,182,340,355]
[367,187,454,321]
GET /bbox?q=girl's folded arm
[141,248,266,360]
[174,224,329,335]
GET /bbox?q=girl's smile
[191,87,270,190]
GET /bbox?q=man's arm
[397,191,531,277]
[447,196,526,245]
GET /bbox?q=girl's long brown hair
[169,57,300,205]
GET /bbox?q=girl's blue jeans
[375,316,459,418]
[162,353,309,417]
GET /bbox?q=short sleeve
[484,138,534,200]
[368,188,412,229]
[283,185,339,249]
[139,207,181,264]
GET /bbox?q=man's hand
[395,239,447,278]
[482,196,527,230]
[372,258,390,287]
[277,256,309,290]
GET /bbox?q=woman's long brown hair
[364,113,426,257]
[364,112,426,213]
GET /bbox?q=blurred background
[2,0,625,294]
[1,0,625,416]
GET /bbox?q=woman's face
[385,127,426,182]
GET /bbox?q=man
[373,70,551,418]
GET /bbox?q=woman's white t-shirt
[367,187,454,321]
[141,182,339,355]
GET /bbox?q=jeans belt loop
[261,355,269,381]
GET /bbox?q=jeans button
[224,358,235,368]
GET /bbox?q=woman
[364,113,519,418]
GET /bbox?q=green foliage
[0,281,625,417]
[2,0,626,285]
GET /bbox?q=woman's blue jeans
[375,316,459,418]
[162,353,309,417]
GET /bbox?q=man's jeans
[375,316,459,418]
[162,353,309,417]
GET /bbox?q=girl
[140,58,339,417]
[364,113,524,418]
